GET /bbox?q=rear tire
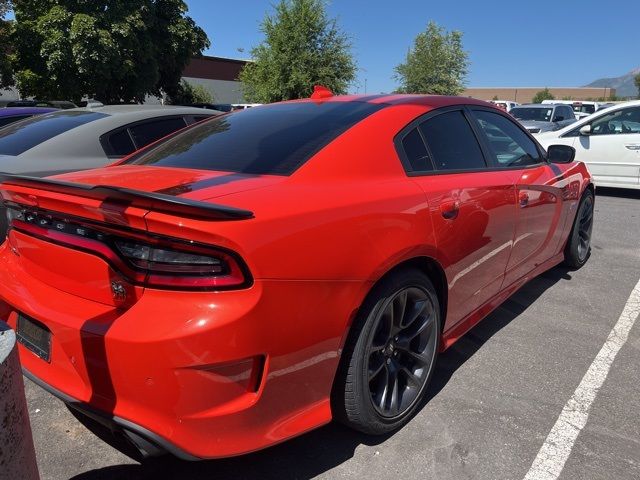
[333,268,440,434]
[563,189,594,269]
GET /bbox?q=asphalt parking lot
[23,187,640,480]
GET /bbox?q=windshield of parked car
[510,107,553,122]
[126,101,385,175]
[573,104,595,114]
[0,111,108,156]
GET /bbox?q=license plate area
[16,314,51,362]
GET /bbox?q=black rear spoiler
[0,173,254,221]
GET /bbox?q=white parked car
[537,101,640,189]
[490,100,519,112]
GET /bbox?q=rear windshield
[510,107,553,122]
[0,111,107,156]
[126,101,384,175]
[573,104,595,114]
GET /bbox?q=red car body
[0,94,592,459]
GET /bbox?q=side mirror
[579,124,592,136]
[547,144,575,164]
[553,116,564,122]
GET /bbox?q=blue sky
[186,0,638,94]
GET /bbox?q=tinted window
[0,111,107,156]
[127,102,384,175]
[0,115,31,128]
[419,111,485,171]
[105,129,136,156]
[401,128,432,171]
[129,117,187,149]
[474,110,541,167]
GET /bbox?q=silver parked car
[510,103,577,134]
[0,105,219,237]
[0,105,219,176]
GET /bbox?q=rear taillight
[5,205,250,290]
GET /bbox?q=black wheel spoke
[401,312,435,344]
[378,365,390,410]
[400,348,432,366]
[393,290,408,329]
[387,365,400,414]
[368,355,386,382]
[400,365,422,388]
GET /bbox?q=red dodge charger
[0,93,593,460]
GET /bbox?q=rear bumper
[0,240,369,458]
[23,367,198,460]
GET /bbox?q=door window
[418,111,486,171]
[590,107,640,135]
[129,117,187,149]
[473,110,542,167]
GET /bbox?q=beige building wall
[463,87,616,103]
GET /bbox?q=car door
[569,105,640,187]
[469,107,567,287]
[396,107,518,331]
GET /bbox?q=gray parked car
[509,103,576,134]
[0,105,219,237]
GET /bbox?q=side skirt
[440,252,565,350]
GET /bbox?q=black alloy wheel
[564,189,594,269]
[366,287,438,418]
[576,194,594,262]
[333,268,440,434]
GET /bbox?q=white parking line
[523,276,640,480]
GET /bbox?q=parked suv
[510,103,576,134]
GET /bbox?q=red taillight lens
[6,206,250,290]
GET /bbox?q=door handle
[624,144,640,151]
[440,200,460,220]
[519,192,529,207]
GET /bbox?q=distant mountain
[584,67,640,98]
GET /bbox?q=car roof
[284,94,494,110]
[77,104,220,115]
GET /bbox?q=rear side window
[0,115,31,128]
[419,111,486,171]
[129,117,187,149]
[0,111,107,156]
[473,110,541,167]
[127,102,384,175]
[401,128,432,171]
[105,129,136,156]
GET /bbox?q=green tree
[395,21,468,95]
[168,79,213,105]
[532,88,555,103]
[635,73,640,99]
[11,1,209,103]
[0,0,13,89]
[239,0,356,103]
